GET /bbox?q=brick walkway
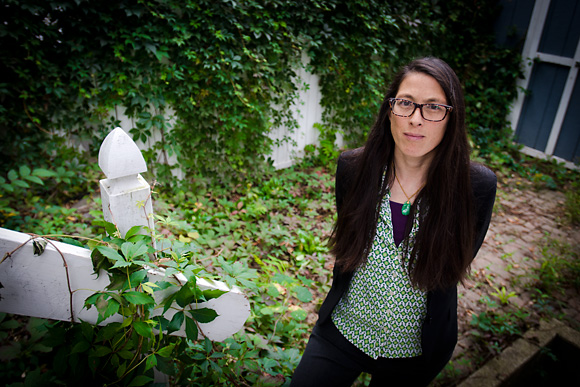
[446,177,580,384]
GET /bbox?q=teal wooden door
[513,0,580,165]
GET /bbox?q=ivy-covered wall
[1,0,522,186]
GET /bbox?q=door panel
[537,0,580,57]
[554,75,580,163]
[515,62,569,150]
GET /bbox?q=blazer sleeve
[470,162,497,258]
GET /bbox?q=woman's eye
[426,104,442,111]
[398,100,413,107]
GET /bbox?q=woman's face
[389,72,449,165]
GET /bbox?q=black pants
[290,321,444,387]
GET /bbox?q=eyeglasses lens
[392,99,447,121]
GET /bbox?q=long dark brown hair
[328,57,475,291]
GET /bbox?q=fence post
[98,127,154,238]
[0,127,250,345]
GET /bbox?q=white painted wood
[99,128,154,238]
[0,227,250,341]
[269,52,324,169]
[99,175,154,239]
[520,145,580,170]
[99,127,147,179]
[536,52,575,67]
[508,0,551,132]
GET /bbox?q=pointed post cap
[98,128,147,179]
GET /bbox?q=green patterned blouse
[331,190,427,359]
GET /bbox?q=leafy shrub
[1,0,523,189]
[565,180,580,225]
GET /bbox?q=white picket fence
[0,128,250,342]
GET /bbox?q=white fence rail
[0,128,251,342]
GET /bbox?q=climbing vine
[1,0,522,188]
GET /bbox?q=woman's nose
[409,106,424,125]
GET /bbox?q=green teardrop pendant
[401,201,411,216]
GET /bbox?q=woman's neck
[390,151,431,205]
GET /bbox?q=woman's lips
[404,133,424,140]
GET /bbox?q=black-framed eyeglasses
[389,98,453,122]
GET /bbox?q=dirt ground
[447,176,580,384]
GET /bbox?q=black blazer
[317,150,497,367]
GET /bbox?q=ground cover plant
[2,151,579,386]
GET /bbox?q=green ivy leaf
[92,345,112,357]
[184,317,198,341]
[161,293,178,314]
[174,282,197,307]
[152,316,169,333]
[155,281,175,291]
[95,294,109,315]
[7,169,18,181]
[116,361,127,379]
[128,375,154,387]
[121,316,133,328]
[118,350,134,360]
[145,354,157,372]
[121,240,150,261]
[188,307,218,324]
[91,249,112,276]
[123,291,155,305]
[84,293,100,308]
[70,340,91,354]
[203,337,212,353]
[102,299,120,322]
[23,174,44,185]
[124,225,145,240]
[31,168,56,177]
[202,288,227,300]
[110,260,132,269]
[0,343,21,361]
[293,286,312,303]
[19,165,31,177]
[141,281,158,295]
[133,321,153,338]
[12,179,29,188]
[103,222,119,237]
[167,311,184,334]
[95,323,121,343]
[272,273,293,285]
[157,343,176,358]
[290,307,308,321]
[81,321,94,342]
[96,246,124,262]
[128,270,147,288]
[266,284,280,298]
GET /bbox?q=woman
[291,57,497,386]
